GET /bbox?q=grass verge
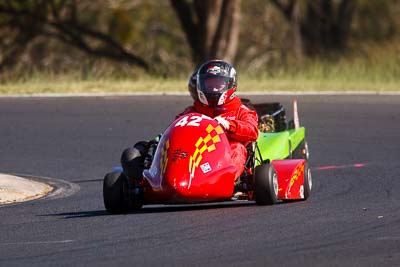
[0,76,398,95]
[1,45,400,95]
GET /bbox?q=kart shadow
[42,201,255,219]
[39,210,109,219]
[138,201,254,214]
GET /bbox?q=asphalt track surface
[1,95,400,266]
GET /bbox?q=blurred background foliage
[0,0,399,84]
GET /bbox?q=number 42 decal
[175,115,209,127]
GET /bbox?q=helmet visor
[198,74,230,94]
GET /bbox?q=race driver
[179,59,259,180]
[121,60,258,183]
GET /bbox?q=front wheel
[254,164,278,205]
[303,163,312,200]
[103,172,129,214]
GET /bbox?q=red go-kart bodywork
[141,113,307,204]
[143,113,237,203]
[103,107,311,213]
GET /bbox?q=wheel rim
[307,168,312,190]
[304,142,309,160]
[272,172,278,196]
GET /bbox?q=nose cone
[143,112,237,203]
[162,165,236,202]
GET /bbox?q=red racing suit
[178,97,259,180]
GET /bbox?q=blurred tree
[0,0,149,72]
[0,1,44,72]
[353,0,399,41]
[170,0,241,65]
[271,0,357,56]
[1,0,400,78]
[235,1,289,72]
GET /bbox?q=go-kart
[103,99,312,213]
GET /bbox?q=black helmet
[196,60,237,107]
[188,70,198,101]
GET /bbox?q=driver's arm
[226,107,258,143]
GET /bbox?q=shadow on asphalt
[40,201,254,219]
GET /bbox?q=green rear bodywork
[256,127,306,165]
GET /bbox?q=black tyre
[292,140,309,160]
[254,164,279,205]
[103,172,129,214]
[303,163,312,200]
[121,147,144,180]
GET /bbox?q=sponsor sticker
[207,65,221,74]
[200,162,212,174]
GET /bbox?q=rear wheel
[292,140,309,160]
[103,172,129,214]
[254,164,278,205]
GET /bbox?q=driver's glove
[215,116,230,130]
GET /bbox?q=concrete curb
[0,174,53,205]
